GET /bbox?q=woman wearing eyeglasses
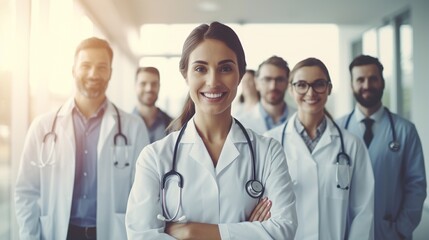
[265,57,375,240]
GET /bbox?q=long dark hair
[167,22,247,132]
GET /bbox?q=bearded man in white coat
[15,37,150,240]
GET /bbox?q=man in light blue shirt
[237,56,295,134]
[337,55,426,240]
[133,67,172,143]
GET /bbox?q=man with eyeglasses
[337,55,426,240]
[237,56,295,134]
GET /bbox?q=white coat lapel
[285,114,317,180]
[57,99,76,152]
[312,117,336,159]
[215,122,243,175]
[183,121,217,178]
[98,101,116,155]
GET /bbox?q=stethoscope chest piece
[246,180,264,198]
[389,141,400,152]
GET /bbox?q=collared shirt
[353,105,384,139]
[70,100,107,227]
[132,107,172,143]
[294,116,327,153]
[259,102,289,131]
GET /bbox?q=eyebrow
[191,59,236,65]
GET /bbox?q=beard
[138,93,158,107]
[353,88,383,108]
[264,90,285,105]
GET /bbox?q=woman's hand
[248,197,272,222]
[165,222,220,240]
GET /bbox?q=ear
[328,84,333,95]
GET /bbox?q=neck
[194,113,232,142]
[261,100,286,123]
[297,111,325,139]
[357,102,382,117]
[74,95,106,118]
[194,112,232,167]
[136,104,158,128]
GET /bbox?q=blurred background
[1,0,428,239]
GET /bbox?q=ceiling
[78,0,409,62]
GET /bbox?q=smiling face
[186,39,240,118]
[256,64,288,106]
[73,48,112,101]
[290,66,331,118]
[351,64,384,109]
[135,71,160,107]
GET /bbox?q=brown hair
[74,37,113,63]
[256,55,290,78]
[289,57,332,84]
[349,54,385,84]
[167,21,247,132]
[135,67,160,81]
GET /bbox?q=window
[0,0,13,238]
[354,9,412,119]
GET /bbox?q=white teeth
[203,93,223,99]
[305,99,318,104]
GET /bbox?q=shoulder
[158,108,173,122]
[146,130,178,152]
[264,124,284,141]
[112,104,143,124]
[335,113,352,127]
[250,129,282,154]
[28,110,60,131]
[389,112,416,130]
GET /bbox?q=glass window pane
[399,17,413,120]
[378,24,394,109]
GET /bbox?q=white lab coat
[236,102,296,134]
[265,113,374,240]
[15,98,150,240]
[337,106,427,240]
[126,117,298,239]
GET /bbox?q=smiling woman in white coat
[265,57,375,240]
[125,22,297,239]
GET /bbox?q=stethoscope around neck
[31,103,130,168]
[281,115,351,190]
[344,107,400,152]
[157,118,264,222]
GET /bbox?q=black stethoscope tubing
[280,115,351,190]
[162,118,264,200]
[41,103,129,167]
[344,107,400,152]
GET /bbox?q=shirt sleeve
[395,124,427,238]
[218,138,298,239]
[125,145,176,240]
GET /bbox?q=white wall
[411,0,429,238]
[334,25,368,118]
